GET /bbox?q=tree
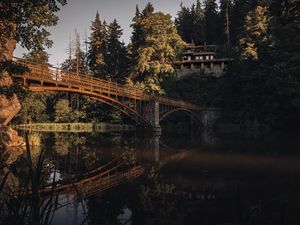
[129,12,185,93]
[129,4,147,71]
[105,19,129,83]
[213,0,300,131]
[16,93,48,123]
[54,99,73,122]
[142,2,154,17]
[61,30,87,73]
[230,0,258,46]
[0,0,66,52]
[23,49,50,64]
[54,99,85,122]
[219,0,234,54]
[204,0,220,44]
[88,11,108,79]
[239,6,270,60]
[175,3,194,44]
[192,0,206,44]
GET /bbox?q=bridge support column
[200,108,219,131]
[146,100,161,135]
[154,135,160,162]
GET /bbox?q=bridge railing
[12,57,201,111]
[13,57,148,100]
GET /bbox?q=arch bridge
[12,57,201,133]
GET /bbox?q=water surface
[2,130,300,225]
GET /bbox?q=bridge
[12,57,201,133]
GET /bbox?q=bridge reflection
[1,133,191,211]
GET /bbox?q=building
[174,43,233,77]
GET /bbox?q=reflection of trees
[54,133,71,156]
[0,134,60,225]
[52,133,137,175]
[134,166,183,225]
[28,133,43,164]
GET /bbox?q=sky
[14,0,197,66]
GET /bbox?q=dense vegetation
[2,0,300,133]
[171,0,300,132]
[15,3,185,123]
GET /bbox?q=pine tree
[239,6,270,60]
[231,0,259,46]
[175,3,194,43]
[219,0,234,53]
[142,2,154,17]
[88,11,108,78]
[130,5,145,66]
[204,0,220,44]
[23,49,50,64]
[192,0,206,44]
[105,19,129,83]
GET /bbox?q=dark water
[2,130,300,225]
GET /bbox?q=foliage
[213,0,300,131]
[87,11,108,78]
[23,49,50,64]
[54,99,85,122]
[204,0,221,44]
[175,0,206,45]
[129,10,185,93]
[105,19,129,83]
[82,98,122,124]
[15,93,49,123]
[239,6,271,60]
[0,0,66,51]
[164,72,220,107]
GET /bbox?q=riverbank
[12,123,135,133]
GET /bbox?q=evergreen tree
[175,3,194,43]
[142,2,154,17]
[204,0,220,44]
[129,4,153,67]
[231,0,259,46]
[219,0,234,53]
[88,11,108,78]
[212,0,300,131]
[192,0,206,44]
[105,19,129,83]
[239,6,270,60]
[23,49,50,64]
[129,12,185,93]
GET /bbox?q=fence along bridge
[12,57,201,132]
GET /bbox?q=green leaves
[0,0,66,51]
[130,11,185,93]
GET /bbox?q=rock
[0,26,24,164]
[0,72,13,87]
[0,125,24,165]
[0,94,21,123]
[0,37,16,62]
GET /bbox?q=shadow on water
[1,128,300,225]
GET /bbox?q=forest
[1,0,300,134]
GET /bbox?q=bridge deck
[12,57,200,111]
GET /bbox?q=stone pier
[145,100,161,135]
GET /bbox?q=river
[1,130,300,225]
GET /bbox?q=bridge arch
[28,86,149,125]
[159,107,196,122]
